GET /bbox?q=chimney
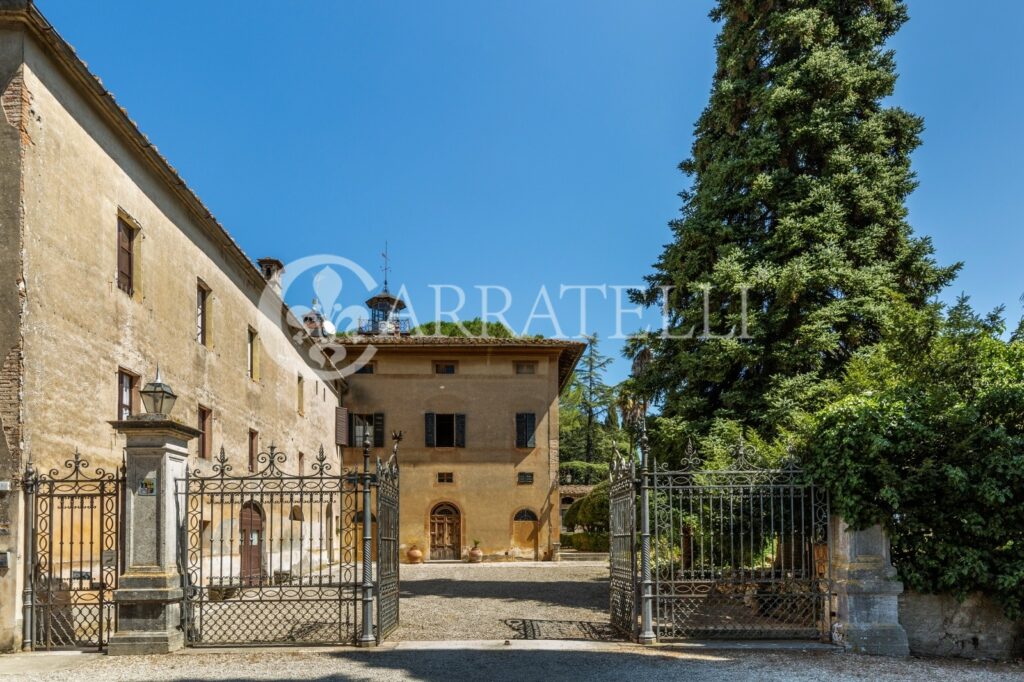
[257,257,284,294]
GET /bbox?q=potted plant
[468,539,483,563]
[406,544,423,564]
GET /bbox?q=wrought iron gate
[180,445,360,645]
[608,455,638,637]
[22,452,124,650]
[375,452,399,641]
[610,442,832,642]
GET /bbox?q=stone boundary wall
[899,591,1023,661]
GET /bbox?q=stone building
[339,289,584,562]
[0,1,345,650]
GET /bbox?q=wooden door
[429,504,460,561]
[512,509,539,560]
[239,503,264,586]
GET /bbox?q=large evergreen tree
[635,0,957,438]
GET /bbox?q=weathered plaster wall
[900,591,1024,661]
[0,25,25,653]
[0,21,342,651]
[342,348,562,562]
[19,35,340,477]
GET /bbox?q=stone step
[559,551,609,562]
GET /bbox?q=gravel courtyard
[3,562,1021,681]
[394,561,612,641]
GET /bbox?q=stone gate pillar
[831,518,910,656]
[107,417,199,655]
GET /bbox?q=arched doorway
[512,508,539,560]
[429,503,461,561]
[239,501,265,586]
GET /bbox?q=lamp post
[358,433,377,646]
[108,366,199,655]
[139,366,178,418]
[631,349,657,645]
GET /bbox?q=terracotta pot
[406,546,423,564]
[468,546,484,563]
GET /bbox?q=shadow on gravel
[400,578,609,610]
[503,618,618,641]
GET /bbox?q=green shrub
[563,481,610,532]
[562,531,609,552]
[806,300,1024,617]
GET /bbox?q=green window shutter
[425,412,435,447]
[347,410,355,447]
[526,413,536,448]
[455,414,466,448]
[515,413,527,448]
[373,413,385,448]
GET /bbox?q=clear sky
[37,1,1024,383]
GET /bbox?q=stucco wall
[0,22,342,651]
[18,35,340,475]
[0,25,25,653]
[899,591,1024,661]
[342,347,562,562]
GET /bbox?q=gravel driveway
[395,561,611,641]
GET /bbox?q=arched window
[561,496,575,505]
[514,509,538,522]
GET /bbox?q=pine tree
[635,0,958,437]
[575,334,613,462]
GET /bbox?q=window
[354,363,375,375]
[515,362,537,375]
[434,362,456,375]
[196,280,210,346]
[248,429,259,472]
[348,413,384,447]
[197,405,212,460]
[246,327,259,380]
[517,472,534,486]
[297,374,305,416]
[116,369,138,420]
[298,451,305,476]
[515,412,537,448]
[437,472,454,484]
[514,509,538,521]
[425,412,466,448]
[116,217,136,295]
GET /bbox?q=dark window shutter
[424,412,435,447]
[347,410,355,447]
[335,406,348,446]
[526,413,536,448]
[373,413,385,447]
[117,220,133,293]
[455,413,466,448]
[515,413,527,448]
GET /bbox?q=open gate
[179,442,400,646]
[608,455,638,637]
[375,452,399,641]
[22,452,124,651]
[610,442,832,642]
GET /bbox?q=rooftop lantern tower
[362,244,408,336]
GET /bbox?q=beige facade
[340,337,583,563]
[0,3,343,650]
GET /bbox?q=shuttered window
[196,280,210,345]
[117,369,138,419]
[425,413,466,448]
[197,405,212,460]
[335,406,349,446]
[515,412,537,448]
[117,218,135,295]
[348,413,384,447]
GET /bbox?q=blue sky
[39,1,1024,383]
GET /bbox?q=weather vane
[381,241,391,292]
